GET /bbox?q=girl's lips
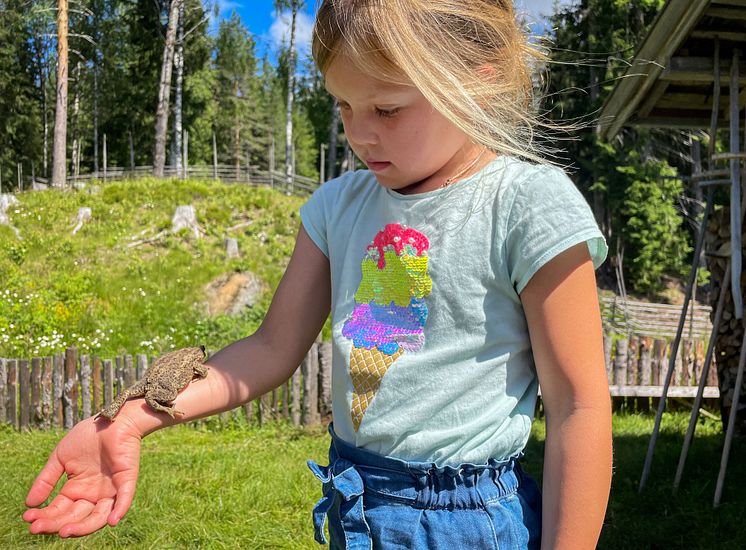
[366,160,392,172]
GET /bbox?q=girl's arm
[121,224,332,435]
[520,242,613,550]
[24,225,330,536]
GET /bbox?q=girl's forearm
[541,403,612,550]
[116,330,302,437]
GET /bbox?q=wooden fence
[28,165,320,196]
[0,335,721,432]
[603,332,719,400]
[600,295,712,339]
[0,342,332,432]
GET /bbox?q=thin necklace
[442,148,488,188]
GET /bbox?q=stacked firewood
[705,206,746,433]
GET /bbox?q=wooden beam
[713,0,746,7]
[631,116,718,128]
[638,81,670,117]
[661,57,746,83]
[656,92,726,109]
[607,385,719,398]
[691,30,746,42]
[599,0,712,140]
[706,6,746,20]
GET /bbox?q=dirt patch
[204,272,268,316]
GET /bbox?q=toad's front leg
[145,387,183,418]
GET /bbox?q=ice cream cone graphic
[343,224,432,430]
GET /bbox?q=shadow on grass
[522,420,746,550]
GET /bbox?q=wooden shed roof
[598,0,746,140]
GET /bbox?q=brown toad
[96,346,208,421]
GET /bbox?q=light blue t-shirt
[300,156,607,467]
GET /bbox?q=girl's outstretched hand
[23,414,142,538]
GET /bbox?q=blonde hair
[312,0,548,162]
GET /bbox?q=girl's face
[324,58,487,195]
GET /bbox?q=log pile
[706,206,746,434]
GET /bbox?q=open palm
[23,416,142,538]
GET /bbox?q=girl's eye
[375,107,400,119]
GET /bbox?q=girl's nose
[343,114,377,147]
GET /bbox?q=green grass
[2,412,745,549]
[0,178,307,359]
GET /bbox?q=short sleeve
[299,184,330,258]
[505,165,608,294]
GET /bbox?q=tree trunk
[153,0,184,177]
[285,5,297,188]
[93,60,99,177]
[71,61,81,178]
[51,0,69,188]
[326,102,339,181]
[172,1,184,177]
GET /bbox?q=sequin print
[342,224,432,430]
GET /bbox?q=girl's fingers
[108,478,137,526]
[23,493,74,523]
[27,498,95,535]
[58,498,114,538]
[25,451,65,507]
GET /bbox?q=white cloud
[269,9,314,59]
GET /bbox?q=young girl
[23,1,613,548]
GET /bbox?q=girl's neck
[396,145,497,196]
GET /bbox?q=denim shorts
[307,424,542,549]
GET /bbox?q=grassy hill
[0,178,306,359]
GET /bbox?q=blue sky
[219,1,576,62]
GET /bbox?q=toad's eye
[375,107,400,119]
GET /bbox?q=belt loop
[308,458,373,549]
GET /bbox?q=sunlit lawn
[1,412,744,549]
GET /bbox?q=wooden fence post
[639,337,652,385]
[652,340,666,385]
[7,360,17,429]
[103,359,114,409]
[243,400,254,424]
[291,367,301,427]
[42,357,52,429]
[124,355,135,387]
[302,343,320,425]
[93,356,102,413]
[614,338,628,386]
[19,359,30,431]
[136,354,147,380]
[64,348,78,429]
[31,357,42,428]
[115,356,124,397]
[319,341,332,417]
[681,340,693,386]
[271,388,279,420]
[282,380,290,420]
[53,353,64,428]
[627,336,639,385]
[260,393,271,425]
[80,355,92,419]
[603,332,613,384]
[0,359,6,424]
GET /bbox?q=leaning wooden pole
[674,256,729,491]
[639,175,713,492]
[729,50,743,320]
[714,48,745,507]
